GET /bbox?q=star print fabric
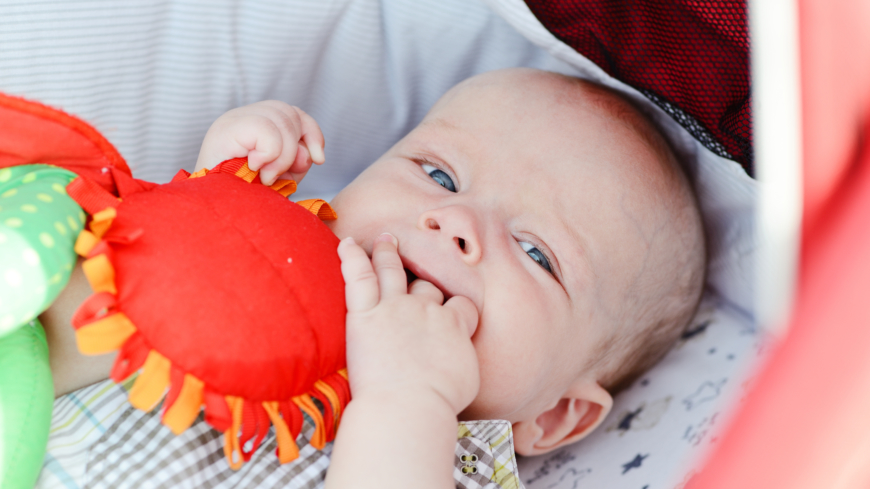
[516,297,766,488]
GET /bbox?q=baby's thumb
[446,296,479,338]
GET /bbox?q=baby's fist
[195,100,325,185]
[338,235,481,416]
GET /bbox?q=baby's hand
[195,100,325,185]
[338,234,480,416]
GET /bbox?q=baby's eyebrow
[551,212,594,298]
[420,117,460,134]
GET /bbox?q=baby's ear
[512,380,613,456]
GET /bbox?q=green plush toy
[0,164,82,488]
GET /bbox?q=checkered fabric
[455,420,523,489]
[37,379,523,488]
[38,377,331,488]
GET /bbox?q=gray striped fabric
[0,0,579,201]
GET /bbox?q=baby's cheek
[462,333,546,420]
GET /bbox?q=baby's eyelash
[519,240,554,276]
[419,160,457,192]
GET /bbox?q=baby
[42,67,705,487]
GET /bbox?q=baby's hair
[557,75,707,395]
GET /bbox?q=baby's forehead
[433,72,662,151]
[418,74,672,224]
[417,71,681,236]
[437,70,606,114]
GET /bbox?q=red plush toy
[0,93,350,469]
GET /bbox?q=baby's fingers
[371,233,407,299]
[408,279,444,304]
[276,109,325,183]
[297,108,325,165]
[196,114,282,172]
[256,103,323,184]
[338,237,379,313]
[256,123,299,185]
[444,296,479,338]
[280,144,312,184]
[244,120,286,174]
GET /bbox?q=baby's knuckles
[196,100,321,181]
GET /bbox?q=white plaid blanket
[36,378,522,489]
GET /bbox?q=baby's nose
[423,218,474,256]
[419,207,482,265]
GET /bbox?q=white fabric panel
[0,0,577,200]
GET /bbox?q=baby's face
[328,71,663,422]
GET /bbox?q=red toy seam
[0,92,131,175]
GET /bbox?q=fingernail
[309,143,325,164]
[377,232,398,247]
[341,236,356,245]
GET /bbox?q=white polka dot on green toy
[4,269,22,287]
[23,248,40,266]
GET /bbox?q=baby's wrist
[350,384,460,420]
[329,384,459,488]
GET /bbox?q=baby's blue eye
[421,163,456,192]
[520,241,553,274]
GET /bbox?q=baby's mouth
[404,268,418,286]
[402,262,452,304]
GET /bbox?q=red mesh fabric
[524,0,753,176]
